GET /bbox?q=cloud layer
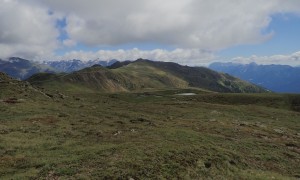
[0,0,300,65]
[56,49,300,67]
[55,48,215,66]
[231,51,300,66]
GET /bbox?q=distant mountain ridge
[209,62,300,93]
[28,59,268,93]
[44,59,118,73]
[0,57,118,80]
[0,57,54,80]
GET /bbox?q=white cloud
[53,48,215,66]
[39,0,300,50]
[0,0,59,59]
[231,51,300,66]
[1,0,300,65]
[62,39,77,47]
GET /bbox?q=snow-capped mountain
[44,59,118,73]
[0,57,118,80]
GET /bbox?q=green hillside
[27,59,267,93]
[125,59,267,93]
[0,72,44,99]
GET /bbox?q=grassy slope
[0,72,49,100]
[0,86,299,179]
[27,60,267,93]
[143,60,267,93]
[112,61,189,89]
[28,64,189,93]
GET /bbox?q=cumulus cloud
[231,51,300,66]
[1,0,300,65]
[39,0,300,50]
[0,0,59,59]
[53,48,215,66]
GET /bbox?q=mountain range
[3,57,298,93]
[0,57,117,80]
[28,59,267,93]
[0,57,54,80]
[209,62,300,93]
[44,59,118,73]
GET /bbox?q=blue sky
[1,0,300,66]
[218,13,300,60]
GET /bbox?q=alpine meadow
[1,0,300,179]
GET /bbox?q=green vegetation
[0,71,299,179]
[27,59,268,93]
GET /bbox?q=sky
[0,0,300,66]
